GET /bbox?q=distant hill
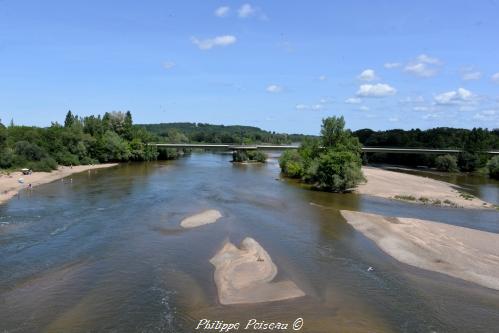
[136,122,315,144]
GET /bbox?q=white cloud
[413,106,429,112]
[358,69,377,81]
[404,63,437,77]
[238,3,256,17]
[434,88,474,105]
[422,113,440,120]
[417,54,440,64]
[214,6,230,17]
[266,84,283,93]
[163,61,176,70]
[356,83,396,97]
[191,35,237,50]
[388,117,399,122]
[345,97,362,104]
[359,105,370,111]
[295,103,325,111]
[473,109,498,120]
[404,54,441,77]
[384,62,401,69]
[318,75,327,81]
[492,72,499,82]
[462,70,482,81]
[399,96,425,104]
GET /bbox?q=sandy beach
[358,167,494,209]
[0,164,118,205]
[340,210,499,291]
[210,238,305,305]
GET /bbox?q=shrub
[279,150,303,178]
[435,154,458,172]
[232,150,267,163]
[458,151,480,172]
[314,150,364,192]
[27,157,58,172]
[0,148,15,168]
[487,156,499,179]
[15,141,46,161]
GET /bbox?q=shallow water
[1,154,498,332]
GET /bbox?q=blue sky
[1,0,498,134]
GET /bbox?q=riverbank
[0,164,118,205]
[358,166,494,209]
[340,210,499,291]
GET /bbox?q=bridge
[151,143,499,155]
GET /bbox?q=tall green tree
[64,110,76,128]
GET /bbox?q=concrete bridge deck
[151,143,499,155]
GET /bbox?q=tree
[64,110,76,128]
[124,111,133,140]
[435,154,458,172]
[280,117,364,192]
[487,156,499,180]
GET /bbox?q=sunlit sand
[210,237,305,305]
[341,210,499,291]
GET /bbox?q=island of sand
[340,210,499,291]
[180,209,222,228]
[210,237,305,305]
[357,167,494,209]
[0,164,118,205]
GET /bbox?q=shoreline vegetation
[0,163,117,205]
[340,210,499,291]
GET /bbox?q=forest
[139,122,312,144]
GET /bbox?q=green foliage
[355,127,498,171]
[487,156,499,179]
[97,131,131,162]
[279,150,303,178]
[279,117,364,192]
[434,154,458,172]
[138,122,314,144]
[458,151,481,172]
[233,150,267,163]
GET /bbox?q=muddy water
[1,153,498,332]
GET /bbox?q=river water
[1,153,498,332]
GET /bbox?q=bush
[27,157,58,172]
[435,154,458,172]
[0,148,15,168]
[15,141,46,161]
[232,150,267,163]
[279,150,303,178]
[458,151,481,172]
[314,150,364,192]
[488,156,499,179]
[55,151,80,166]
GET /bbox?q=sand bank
[340,210,499,291]
[180,209,222,228]
[0,164,118,205]
[357,167,494,209]
[210,237,305,305]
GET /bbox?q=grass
[418,197,430,203]
[458,191,474,201]
[394,195,416,201]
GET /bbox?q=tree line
[0,111,163,172]
[353,127,499,174]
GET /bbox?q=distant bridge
[151,143,499,155]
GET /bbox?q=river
[1,153,499,332]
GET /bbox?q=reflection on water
[0,153,498,332]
